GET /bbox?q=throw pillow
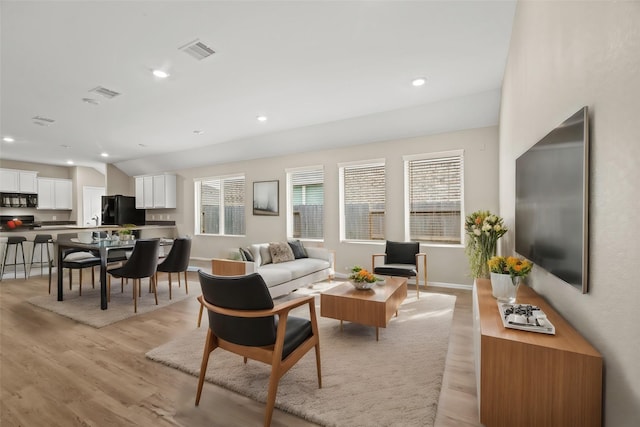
[288,239,308,259]
[269,242,295,264]
[258,244,272,266]
[239,247,254,262]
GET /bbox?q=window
[196,174,245,236]
[287,167,324,240]
[340,160,385,241]
[405,151,463,244]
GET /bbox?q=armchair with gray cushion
[195,271,322,427]
[372,240,427,298]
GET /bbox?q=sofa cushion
[257,265,293,287]
[269,242,295,264]
[284,258,331,280]
[288,240,308,259]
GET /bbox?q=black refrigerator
[101,195,146,225]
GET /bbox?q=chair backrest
[56,233,78,242]
[385,240,420,265]
[158,238,192,272]
[198,271,277,347]
[116,238,160,278]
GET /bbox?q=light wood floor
[0,273,481,427]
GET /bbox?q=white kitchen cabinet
[0,168,38,193]
[135,174,176,209]
[37,178,72,210]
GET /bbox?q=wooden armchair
[372,240,427,298]
[196,271,322,427]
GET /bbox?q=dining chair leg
[168,273,173,300]
[91,266,95,289]
[107,275,111,303]
[152,276,158,305]
[133,278,138,313]
[68,269,72,290]
[79,268,83,296]
[183,270,188,294]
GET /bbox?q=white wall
[172,125,499,286]
[500,1,640,425]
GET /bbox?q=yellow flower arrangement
[488,256,533,278]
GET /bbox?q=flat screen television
[515,107,589,293]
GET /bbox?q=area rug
[146,290,456,427]
[27,281,192,328]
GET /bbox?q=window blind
[199,175,245,235]
[407,155,462,243]
[289,168,324,239]
[342,163,385,241]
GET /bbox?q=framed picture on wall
[253,180,279,216]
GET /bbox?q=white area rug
[146,288,456,427]
[27,280,192,328]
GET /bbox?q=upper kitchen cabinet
[37,178,72,210]
[135,174,176,209]
[0,168,38,193]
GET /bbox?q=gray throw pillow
[239,247,254,262]
[288,240,308,259]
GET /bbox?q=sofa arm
[211,258,255,276]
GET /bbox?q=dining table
[56,237,172,310]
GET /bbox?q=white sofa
[210,242,334,298]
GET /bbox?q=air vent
[90,86,121,99]
[32,116,56,126]
[179,39,215,60]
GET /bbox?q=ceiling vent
[32,116,56,126]
[90,86,121,99]
[179,39,215,60]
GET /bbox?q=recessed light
[411,77,427,87]
[257,115,267,122]
[66,160,74,165]
[152,69,170,79]
[3,136,14,143]
[101,152,109,158]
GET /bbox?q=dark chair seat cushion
[374,264,417,278]
[63,257,101,269]
[275,315,312,360]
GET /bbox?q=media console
[473,278,602,427]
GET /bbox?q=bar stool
[1,236,27,280]
[29,234,53,279]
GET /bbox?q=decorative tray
[497,302,556,335]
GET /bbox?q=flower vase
[490,272,521,303]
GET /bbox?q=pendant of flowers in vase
[488,256,533,303]
[464,210,508,279]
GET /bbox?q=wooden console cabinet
[473,279,602,427]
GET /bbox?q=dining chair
[107,238,160,313]
[372,240,427,298]
[54,233,101,296]
[155,238,192,299]
[196,271,322,427]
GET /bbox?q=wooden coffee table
[320,277,408,340]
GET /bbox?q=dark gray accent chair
[372,240,427,298]
[195,271,322,427]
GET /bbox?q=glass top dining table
[55,238,172,310]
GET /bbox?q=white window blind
[198,175,245,235]
[407,154,462,243]
[341,162,385,241]
[288,168,324,239]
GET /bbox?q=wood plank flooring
[0,273,481,426]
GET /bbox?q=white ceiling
[0,1,516,177]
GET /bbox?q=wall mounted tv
[515,107,589,293]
